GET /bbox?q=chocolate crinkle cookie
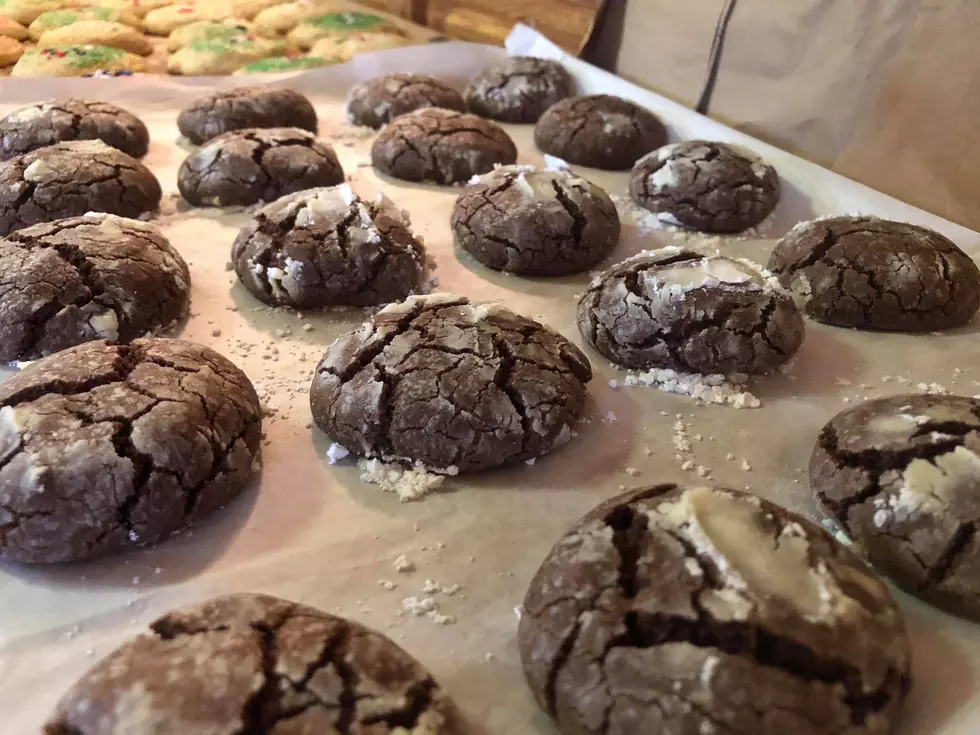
[519,484,911,735]
[178,127,344,207]
[371,107,517,185]
[346,72,465,129]
[577,247,804,373]
[232,184,427,308]
[0,338,261,563]
[629,140,779,233]
[811,394,980,621]
[767,215,980,331]
[310,293,592,472]
[0,98,149,161]
[176,86,318,145]
[0,214,189,361]
[0,140,162,236]
[534,94,667,170]
[465,56,576,123]
[44,593,471,735]
[451,165,620,276]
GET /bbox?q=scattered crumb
[625,368,761,408]
[358,458,447,502]
[726,453,735,461]
[741,459,752,471]
[378,580,397,591]
[326,443,350,465]
[394,555,415,573]
[625,467,640,477]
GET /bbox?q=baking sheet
[2,27,980,734]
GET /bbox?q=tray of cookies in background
[0,0,445,76]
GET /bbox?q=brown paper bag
[592,0,980,231]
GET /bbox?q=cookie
[465,56,576,124]
[371,108,517,185]
[254,0,344,33]
[0,99,149,161]
[97,0,174,18]
[234,53,329,74]
[0,16,28,40]
[577,247,804,373]
[519,484,911,735]
[310,293,592,472]
[45,593,471,733]
[347,73,464,129]
[0,338,261,563]
[28,7,141,41]
[534,94,667,170]
[11,45,149,76]
[308,29,409,62]
[232,184,427,308]
[168,35,290,75]
[178,127,343,207]
[177,86,317,144]
[0,34,22,65]
[630,140,780,233]
[0,0,87,26]
[38,20,153,55]
[231,0,283,18]
[767,215,980,331]
[0,214,189,361]
[166,18,272,51]
[143,3,229,35]
[0,140,161,236]
[288,10,396,49]
[811,394,980,621]
[451,165,620,276]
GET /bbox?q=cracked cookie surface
[577,248,804,373]
[310,293,592,472]
[534,95,667,171]
[465,56,576,124]
[451,165,620,276]
[629,140,779,233]
[0,213,190,361]
[518,484,911,735]
[178,127,344,208]
[767,215,980,331]
[346,72,465,129]
[0,98,149,160]
[370,108,517,185]
[0,338,261,563]
[811,394,980,621]
[44,593,471,735]
[0,139,162,235]
[177,86,318,145]
[232,184,427,308]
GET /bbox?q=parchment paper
[1,29,979,734]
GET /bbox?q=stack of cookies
[0,0,420,76]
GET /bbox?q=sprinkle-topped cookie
[11,44,149,76]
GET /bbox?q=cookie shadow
[897,595,977,734]
[0,472,262,590]
[228,281,375,340]
[753,323,865,399]
[766,176,815,237]
[451,242,595,298]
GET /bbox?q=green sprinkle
[187,37,258,53]
[239,55,328,73]
[304,12,386,31]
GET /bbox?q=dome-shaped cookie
[451,165,620,276]
[0,214,189,361]
[0,338,261,563]
[577,248,804,374]
[465,56,576,123]
[0,98,149,160]
[177,127,344,207]
[232,184,427,308]
[629,140,779,233]
[371,108,517,185]
[346,72,465,129]
[176,86,318,144]
[767,215,980,331]
[519,484,911,735]
[811,394,980,621]
[0,139,161,235]
[45,593,472,734]
[310,294,593,472]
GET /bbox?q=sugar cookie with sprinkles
[27,7,141,40]
[11,44,149,76]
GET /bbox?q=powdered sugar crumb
[624,368,761,408]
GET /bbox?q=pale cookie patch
[38,20,154,56]
[28,7,141,40]
[307,29,410,62]
[518,484,911,735]
[142,2,232,35]
[811,393,980,621]
[578,247,804,374]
